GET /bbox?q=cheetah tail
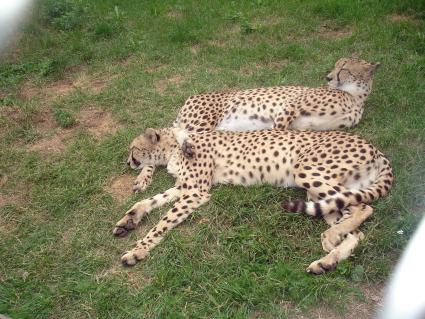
[282,155,393,217]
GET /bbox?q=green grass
[1,0,425,318]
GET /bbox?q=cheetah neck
[335,81,372,107]
[159,127,180,165]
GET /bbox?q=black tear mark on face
[181,140,194,158]
[131,151,141,166]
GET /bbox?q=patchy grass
[0,0,424,318]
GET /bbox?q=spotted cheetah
[130,57,380,192]
[116,129,392,274]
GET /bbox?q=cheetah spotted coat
[128,57,380,193]
[116,129,392,274]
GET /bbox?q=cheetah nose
[127,160,131,166]
[325,76,332,82]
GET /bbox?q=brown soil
[388,14,414,22]
[190,44,201,55]
[318,25,352,39]
[0,173,7,187]
[20,71,113,102]
[145,64,168,74]
[0,106,25,124]
[154,75,183,95]
[77,107,120,139]
[34,108,59,134]
[266,59,289,70]
[27,135,66,154]
[208,39,228,48]
[291,283,385,319]
[27,108,70,155]
[104,174,134,202]
[0,193,14,208]
[27,106,120,155]
[166,10,183,19]
[19,81,40,100]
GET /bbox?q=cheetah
[130,57,380,192]
[116,129,393,274]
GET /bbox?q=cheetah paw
[113,205,147,237]
[121,248,149,267]
[307,258,337,275]
[132,175,152,193]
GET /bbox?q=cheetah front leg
[113,187,180,237]
[132,165,155,192]
[121,191,211,266]
[321,204,373,252]
[307,230,364,275]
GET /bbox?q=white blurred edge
[0,0,33,52]
[379,217,425,319]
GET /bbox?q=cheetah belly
[216,114,274,131]
[290,115,344,131]
[212,160,296,188]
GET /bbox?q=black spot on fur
[336,198,345,209]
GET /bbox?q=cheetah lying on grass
[129,57,380,192]
[116,129,392,274]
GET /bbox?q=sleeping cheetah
[116,129,393,274]
[130,57,380,192]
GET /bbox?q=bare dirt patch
[266,59,289,70]
[27,106,119,155]
[27,135,66,154]
[0,106,26,125]
[20,71,113,103]
[33,108,58,134]
[0,192,25,237]
[0,173,7,187]
[290,283,385,319]
[27,108,70,154]
[208,39,228,48]
[318,24,352,39]
[166,10,183,19]
[145,64,168,74]
[254,16,282,27]
[77,107,120,139]
[95,261,152,289]
[73,73,114,94]
[0,193,19,208]
[388,14,414,22]
[20,81,40,100]
[104,174,134,202]
[45,79,75,97]
[190,44,201,55]
[154,75,183,95]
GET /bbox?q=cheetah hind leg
[307,230,364,275]
[321,204,373,252]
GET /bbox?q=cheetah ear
[369,62,381,74]
[144,128,160,144]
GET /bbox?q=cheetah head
[127,128,177,169]
[326,58,380,95]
